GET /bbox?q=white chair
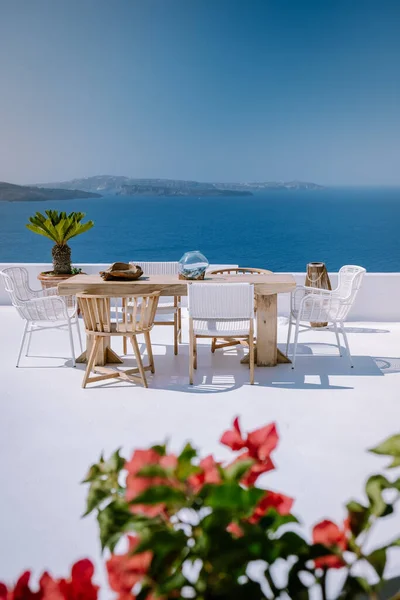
[188,282,255,385]
[0,266,82,367]
[123,261,182,355]
[287,265,366,368]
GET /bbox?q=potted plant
[26,210,94,288]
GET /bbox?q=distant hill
[0,182,102,202]
[37,175,325,196]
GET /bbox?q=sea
[0,187,399,272]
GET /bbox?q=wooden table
[58,273,296,367]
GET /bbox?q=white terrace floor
[1,306,400,587]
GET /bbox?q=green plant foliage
[82,424,400,599]
[26,210,94,245]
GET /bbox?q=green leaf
[84,480,112,516]
[97,499,135,551]
[339,575,372,598]
[224,459,255,482]
[366,475,392,516]
[179,442,197,462]
[150,444,167,456]
[136,464,171,478]
[157,571,188,594]
[203,482,264,515]
[135,529,187,571]
[275,531,310,559]
[370,434,400,459]
[129,485,186,507]
[82,463,102,483]
[176,442,199,481]
[367,547,387,577]
[346,500,371,537]
[259,511,299,533]
[102,448,126,474]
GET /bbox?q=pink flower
[125,449,178,517]
[312,520,349,569]
[221,418,278,486]
[249,491,294,523]
[220,417,247,451]
[226,522,244,537]
[0,561,98,600]
[188,455,221,492]
[107,536,153,596]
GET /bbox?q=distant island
[37,175,325,196]
[0,182,101,202]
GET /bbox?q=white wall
[1,264,399,322]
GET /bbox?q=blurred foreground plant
[2,422,400,599]
[82,420,400,600]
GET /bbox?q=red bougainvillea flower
[246,423,279,462]
[226,522,244,538]
[249,491,294,524]
[57,559,98,600]
[221,418,278,486]
[312,519,350,569]
[0,560,98,600]
[107,535,153,597]
[125,449,178,517]
[220,417,247,451]
[188,455,221,492]
[221,418,278,461]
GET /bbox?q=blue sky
[0,0,399,185]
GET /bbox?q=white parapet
[1,263,400,321]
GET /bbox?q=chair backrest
[188,283,254,320]
[0,267,33,304]
[209,267,272,275]
[335,265,366,321]
[130,262,179,276]
[77,293,160,334]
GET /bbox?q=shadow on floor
[75,341,400,393]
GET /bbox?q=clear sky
[0,0,399,185]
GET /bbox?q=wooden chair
[188,283,255,385]
[123,262,182,356]
[77,292,160,388]
[208,267,272,352]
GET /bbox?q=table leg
[256,294,278,366]
[76,335,123,366]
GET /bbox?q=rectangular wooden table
[58,273,296,367]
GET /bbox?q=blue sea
[0,187,399,271]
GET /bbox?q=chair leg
[211,337,216,353]
[123,336,128,355]
[249,331,254,385]
[67,317,76,367]
[340,322,353,368]
[131,335,148,388]
[16,321,29,367]
[173,311,178,355]
[333,321,342,356]
[286,319,292,356]
[193,335,198,370]
[178,304,182,343]
[291,320,300,369]
[25,323,33,357]
[189,319,194,385]
[75,314,83,353]
[82,336,101,388]
[144,331,155,374]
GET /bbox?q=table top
[58,273,296,296]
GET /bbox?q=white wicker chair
[188,282,255,385]
[287,265,366,368]
[0,266,82,367]
[123,261,182,355]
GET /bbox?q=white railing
[1,263,400,321]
